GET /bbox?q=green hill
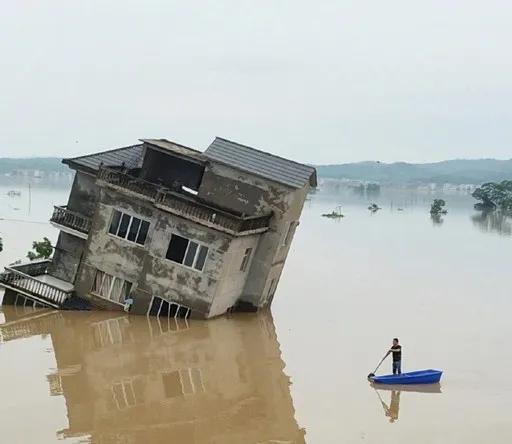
[316,159,512,185]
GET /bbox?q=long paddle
[367,352,388,379]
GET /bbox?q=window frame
[282,221,298,247]
[165,233,209,272]
[108,208,150,246]
[147,296,191,319]
[91,269,133,306]
[239,247,253,272]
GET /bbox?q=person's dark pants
[393,360,402,375]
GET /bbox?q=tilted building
[0,137,316,318]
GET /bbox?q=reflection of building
[0,308,305,443]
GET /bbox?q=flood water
[1,183,512,443]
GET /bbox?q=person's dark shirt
[391,344,402,362]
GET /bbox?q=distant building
[0,138,316,319]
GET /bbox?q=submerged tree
[27,237,53,260]
[472,181,512,212]
[430,199,447,215]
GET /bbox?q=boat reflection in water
[0,306,305,443]
[370,383,442,423]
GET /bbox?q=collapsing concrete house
[0,138,316,319]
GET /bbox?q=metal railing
[50,206,92,234]
[156,191,271,234]
[98,167,159,200]
[98,167,271,234]
[0,261,73,307]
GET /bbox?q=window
[240,247,253,272]
[91,270,132,304]
[109,209,150,245]
[148,297,191,319]
[162,368,205,398]
[282,221,298,246]
[112,378,144,410]
[165,234,209,271]
[266,278,276,302]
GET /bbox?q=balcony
[98,167,271,235]
[50,206,91,239]
[0,260,74,309]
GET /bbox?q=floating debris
[322,206,344,219]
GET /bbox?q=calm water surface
[1,184,512,443]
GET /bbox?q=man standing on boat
[386,338,402,375]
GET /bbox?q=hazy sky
[1,1,511,163]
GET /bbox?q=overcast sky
[1,1,511,163]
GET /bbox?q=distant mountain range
[316,159,512,185]
[0,157,67,175]
[1,157,511,185]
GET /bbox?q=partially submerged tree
[472,181,512,212]
[430,199,447,215]
[27,237,53,260]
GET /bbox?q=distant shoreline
[2,157,511,186]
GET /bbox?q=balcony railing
[98,167,271,235]
[50,206,92,235]
[0,260,73,308]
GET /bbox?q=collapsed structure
[0,137,316,318]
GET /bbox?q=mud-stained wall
[67,171,98,217]
[198,162,292,216]
[74,186,233,318]
[208,234,261,318]
[50,233,86,283]
[243,184,310,308]
[197,162,311,309]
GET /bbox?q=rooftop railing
[98,167,271,235]
[98,167,159,200]
[50,206,92,235]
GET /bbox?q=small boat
[371,369,442,385]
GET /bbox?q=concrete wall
[208,233,261,317]
[197,162,311,308]
[67,171,98,217]
[50,232,86,283]
[74,185,233,318]
[50,170,97,284]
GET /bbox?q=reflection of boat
[371,382,442,394]
[370,381,442,423]
[372,369,442,385]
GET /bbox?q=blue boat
[371,369,442,385]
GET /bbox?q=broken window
[165,234,209,271]
[240,247,253,272]
[109,209,150,245]
[91,269,132,304]
[148,297,191,319]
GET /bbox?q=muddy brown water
[1,185,512,443]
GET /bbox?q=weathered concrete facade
[0,137,316,318]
